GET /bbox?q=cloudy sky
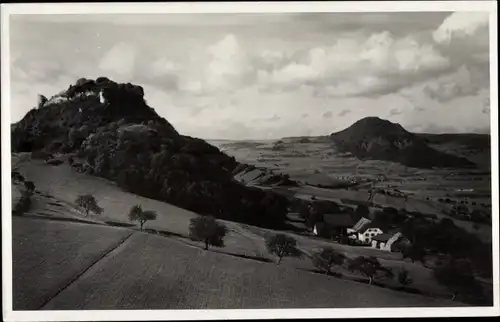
[9,11,491,139]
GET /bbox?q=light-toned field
[21,225,457,310]
[12,216,132,310]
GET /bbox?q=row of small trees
[73,195,486,303]
[187,218,485,302]
[74,194,158,231]
[185,216,397,286]
[264,234,394,285]
[71,195,392,285]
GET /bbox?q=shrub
[398,267,413,285]
[24,181,35,193]
[75,194,103,216]
[13,189,33,216]
[348,256,393,285]
[265,233,302,265]
[434,257,484,303]
[402,244,427,265]
[11,170,25,183]
[189,216,227,250]
[128,204,158,231]
[312,247,346,276]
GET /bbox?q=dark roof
[323,213,353,228]
[372,233,393,242]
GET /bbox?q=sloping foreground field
[16,223,457,310]
[15,158,199,236]
[14,157,267,258]
[12,217,132,310]
[12,154,456,298]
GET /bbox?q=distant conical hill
[330,117,477,169]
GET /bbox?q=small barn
[371,232,409,252]
[313,213,354,239]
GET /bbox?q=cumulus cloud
[389,108,403,116]
[204,34,252,91]
[422,65,480,102]
[338,109,351,117]
[149,57,181,77]
[322,111,333,119]
[9,12,491,139]
[482,97,490,114]
[257,31,450,97]
[99,42,137,78]
[433,12,489,44]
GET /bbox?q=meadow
[11,152,485,308]
[36,228,458,309]
[12,216,132,310]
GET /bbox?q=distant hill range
[330,117,482,169]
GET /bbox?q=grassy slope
[41,231,459,310]
[14,156,267,258]
[11,154,467,304]
[12,216,132,310]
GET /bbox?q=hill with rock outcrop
[11,77,291,228]
[330,117,478,169]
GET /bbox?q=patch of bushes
[434,256,490,305]
[13,190,33,216]
[11,170,25,183]
[401,216,493,278]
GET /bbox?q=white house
[358,227,384,244]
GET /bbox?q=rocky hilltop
[11,77,290,228]
[330,117,477,169]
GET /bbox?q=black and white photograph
[1,1,499,320]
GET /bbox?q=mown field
[12,216,132,310]
[39,230,459,309]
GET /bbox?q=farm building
[313,213,354,239]
[357,227,384,244]
[370,232,410,252]
[347,217,372,234]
